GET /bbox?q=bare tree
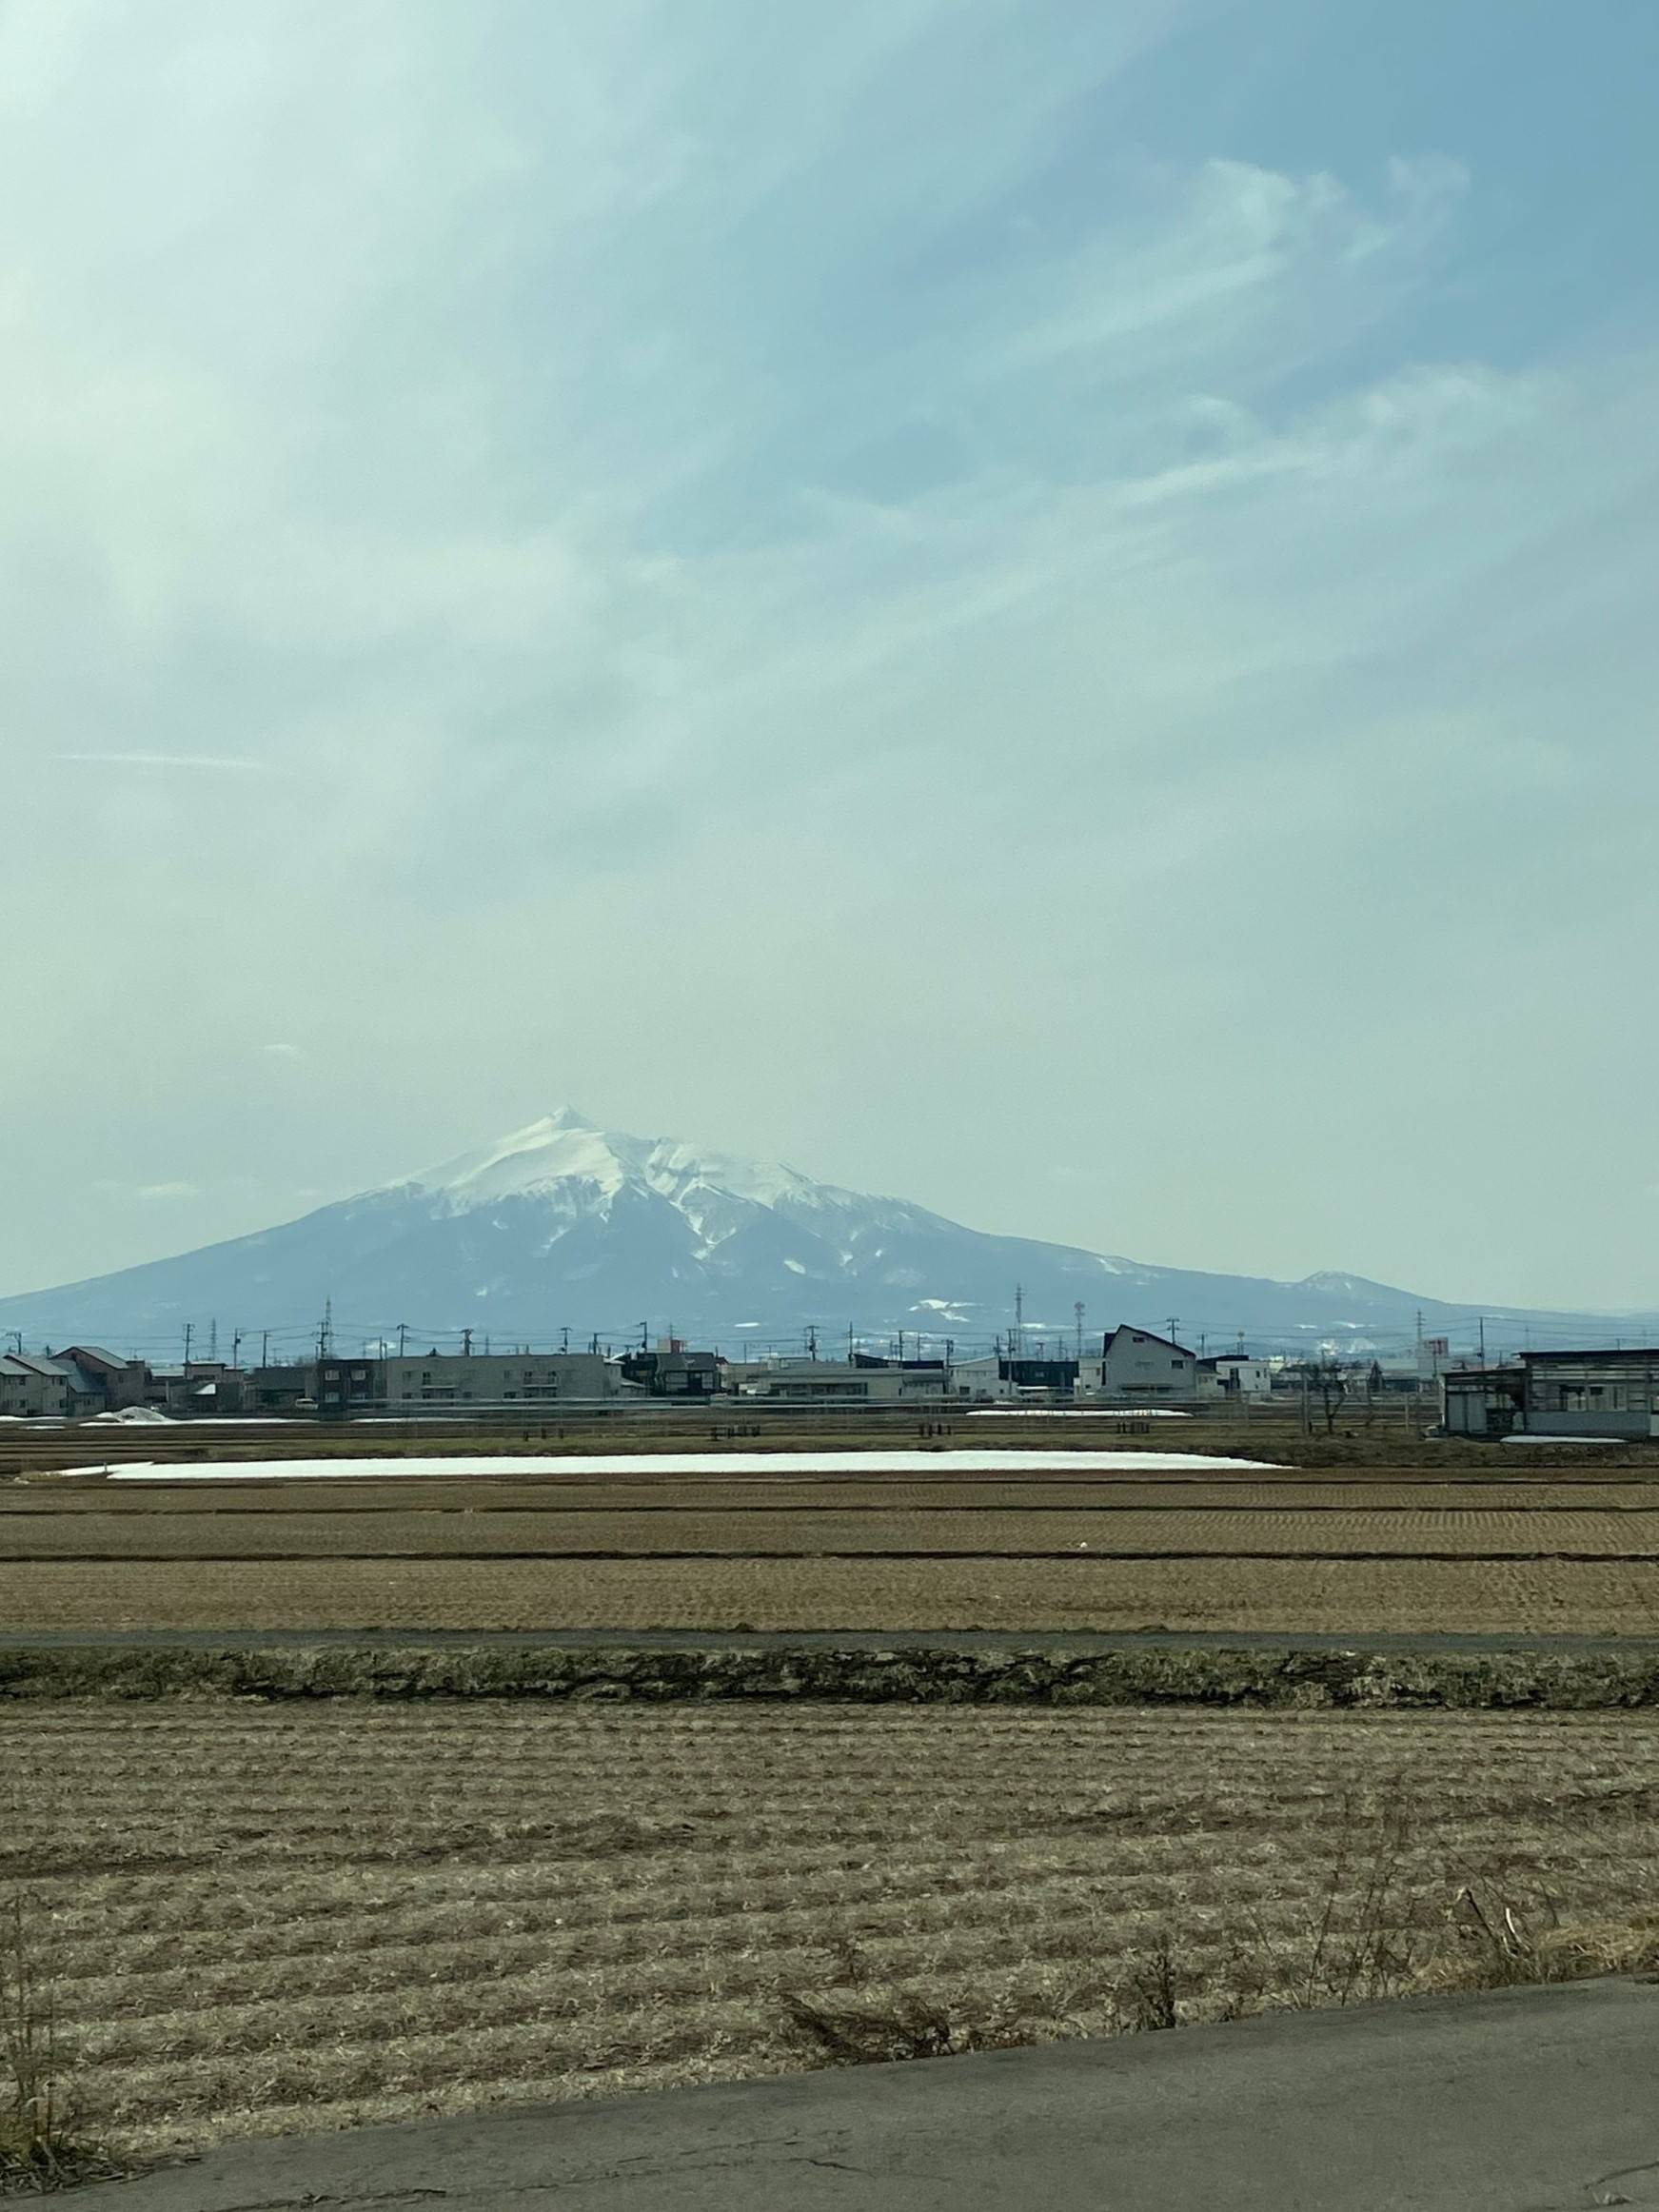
[1300,1355,1351,1434]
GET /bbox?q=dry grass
[0,1895,121,2194]
[4,1553,1659,1633]
[3,1701,1658,2159]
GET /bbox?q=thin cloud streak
[54,753,271,771]
[0,2,1655,1309]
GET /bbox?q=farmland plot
[4,1553,1659,1632]
[6,1701,1659,2158]
[6,1507,1659,1559]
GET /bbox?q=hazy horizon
[6,2,1657,1313]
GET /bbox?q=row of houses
[1,1327,1273,1421]
[0,1348,149,1419]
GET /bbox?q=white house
[1076,1327,1199,1404]
[1197,1353,1275,1402]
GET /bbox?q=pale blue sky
[4,0,1656,1309]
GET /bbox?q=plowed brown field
[6,1553,1659,1632]
[6,1700,1659,2157]
[6,1506,1659,1559]
[7,1463,1659,1630]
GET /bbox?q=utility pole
[1167,1316,1180,1349]
[208,1320,217,1363]
[231,1331,243,1371]
[1074,1303,1085,1361]
[261,1330,269,1367]
[397,1322,408,1358]
[184,1322,192,1370]
[462,1328,472,1358]
[561,1327,570,1353]
[1013,1285,1025,1358]
[806,1324,819,1360]
[1478,1315,1487,1369]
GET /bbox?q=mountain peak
[393,1109,826,1219]
[399,1111,626,1204]
[0,1103,1624,1353]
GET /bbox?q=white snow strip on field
[1502,1433,1624,1447]
[104,1448,1278,1482]
[967,1408,1191,1419]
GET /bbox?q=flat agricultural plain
[6,1444,1659,1633]
[6,1699,1659,2159]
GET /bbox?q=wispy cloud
[55,753,270,771]
[1,2,1657,1308]
[92,1179,203,1202]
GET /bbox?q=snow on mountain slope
[1,1106,1649,1354]
[397,1109,843,1232]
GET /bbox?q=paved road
[107,1981,1659,2211]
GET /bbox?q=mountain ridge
[1,1107,1649,1359]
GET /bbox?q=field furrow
[6,1701,1659,2157]
[5,1553,1659,1631]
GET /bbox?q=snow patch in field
[1502,1433,1624,1447]
[973,1407,1194,1424]
[104,1447,1278,1481]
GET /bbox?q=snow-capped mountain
[0,1106,1647,1358]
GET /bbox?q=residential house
[245,1363,312,1412]
[1076,1327,1199,1404]
[734,1357,951,1402]
[380,1352,620,1412]
[618,1345,722,1396]
[951,1354,1078,1402]
[57,1347,149,1410]
[1197,1353,1276,1402]
[0,1353,107,1419]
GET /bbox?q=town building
[951,1353,1079,1402]
[1440,1365,1526,1438]
[618,1345,721,1396]
[379,1352,619,1411]
[1196,1353,1276,1402]
[56,1347,149,1409]
[1442,1350,1659,1440]
[1514,1349,1659,1440]
[733,1357,952,1403]
[1076,1327,1199,1404]
[0,1353,108,1418]
[245,1363,312,1412]
[143,1361,247,1415]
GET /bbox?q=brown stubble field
[5,1461,1659,1631]
[5,1700,1659,2159]
[7,1447,1659,2167]
[8,1554,1659,1633]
